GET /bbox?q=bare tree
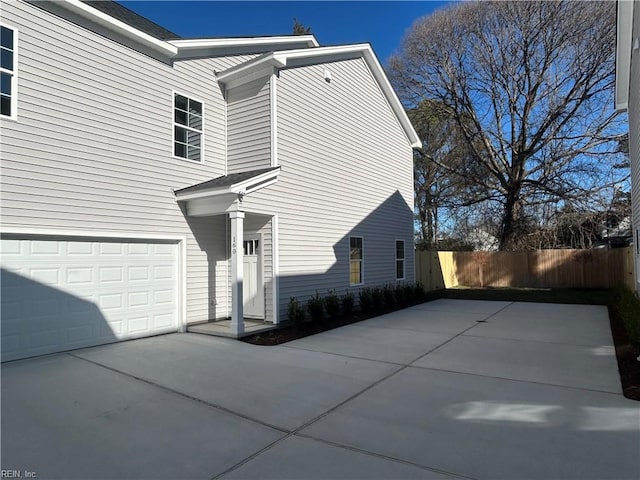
[389,1,628,250]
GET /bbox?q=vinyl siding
[226,77,272,174]
[630,2,640,292]
[0,1,254,324]
[240,58,415,317]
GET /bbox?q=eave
[169,35,319,59]
[56,0,178,57]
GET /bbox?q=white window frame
[0,23,18,121]
[172,90,204,163]
[349,236,364,286]
[395,239,405,281]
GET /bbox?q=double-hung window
[174,93,203,162]
[349,237,363,285]
[395,240,405,280]
[1,25,16,119]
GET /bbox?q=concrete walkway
[2,299,638,479]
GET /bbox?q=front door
[243,237,264,318]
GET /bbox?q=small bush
[413,282,425,300]
[325,289,341,319]
[394,283,407,304]
[371,286,384,311]
[383,284,396,308]
[341,290,355,317]
[403,283,415,302]
[359,288,374,313]
[287,296,305,325]
[612,286,640,348]
[307,291,325,322]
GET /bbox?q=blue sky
[120,1,452,63]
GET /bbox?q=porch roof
[174,166,281,202]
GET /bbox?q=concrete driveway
[2,299,639,479]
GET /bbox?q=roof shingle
[175,167,280,195]
[81,1,180,40]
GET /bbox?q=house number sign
[232,236,237,254]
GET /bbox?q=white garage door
[1,236,180,362]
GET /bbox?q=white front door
[243,237,264,318]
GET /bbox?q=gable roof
[81,1,179,40]
[217,44,421,148]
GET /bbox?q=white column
[229,211,245,336]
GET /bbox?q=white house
[0,0,419,361]
[615,0,640,293]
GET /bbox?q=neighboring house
[616,0,640,293]
[0,0,419,361]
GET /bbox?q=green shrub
[394,283,407,304]
[413,282,425,300]
[371,286,384,311]
[325,289,341,319]
[307,291,325,322]
[341,290,355,317]
[383,284,396,308]
[358,288,374,313]
[612,286,640,348]
[287,296,305,325]
[403,283,415,302]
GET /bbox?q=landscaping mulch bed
[241,292,444,346]
[607,305,640,401]
[243,286,640,401]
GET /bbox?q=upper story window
[395,240,405,280]
[350,236,364,286]
[1,25,16,119]
[174,93,202,162]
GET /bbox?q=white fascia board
[230,168,281,193]
[359,48,421,148]
[170,35,319,51]
[57,0,178,57]
[217,53,285,89]
[615,0,634,112]
[271,43,371,63]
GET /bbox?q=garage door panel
[1,237,179,361]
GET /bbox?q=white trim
[0,23,18,121]
[56,0,178,57]
[270,72,278,167]
[0,228,188,334]
[616,0,634,112]
[170,35,318,55]
[271,215,280,324]
[216,44,421,148]
[223,87,228,175]
[172,90,205,164]
[0,227,185,242]
[349,235,364,286]
[395,239,406,281]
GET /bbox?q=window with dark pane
[350,237,363,285]
[395,240,405,280]
[174,93,202,161]
[0,25,14,118]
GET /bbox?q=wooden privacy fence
[416,248,636,290]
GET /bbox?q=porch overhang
[174,167,280,217]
